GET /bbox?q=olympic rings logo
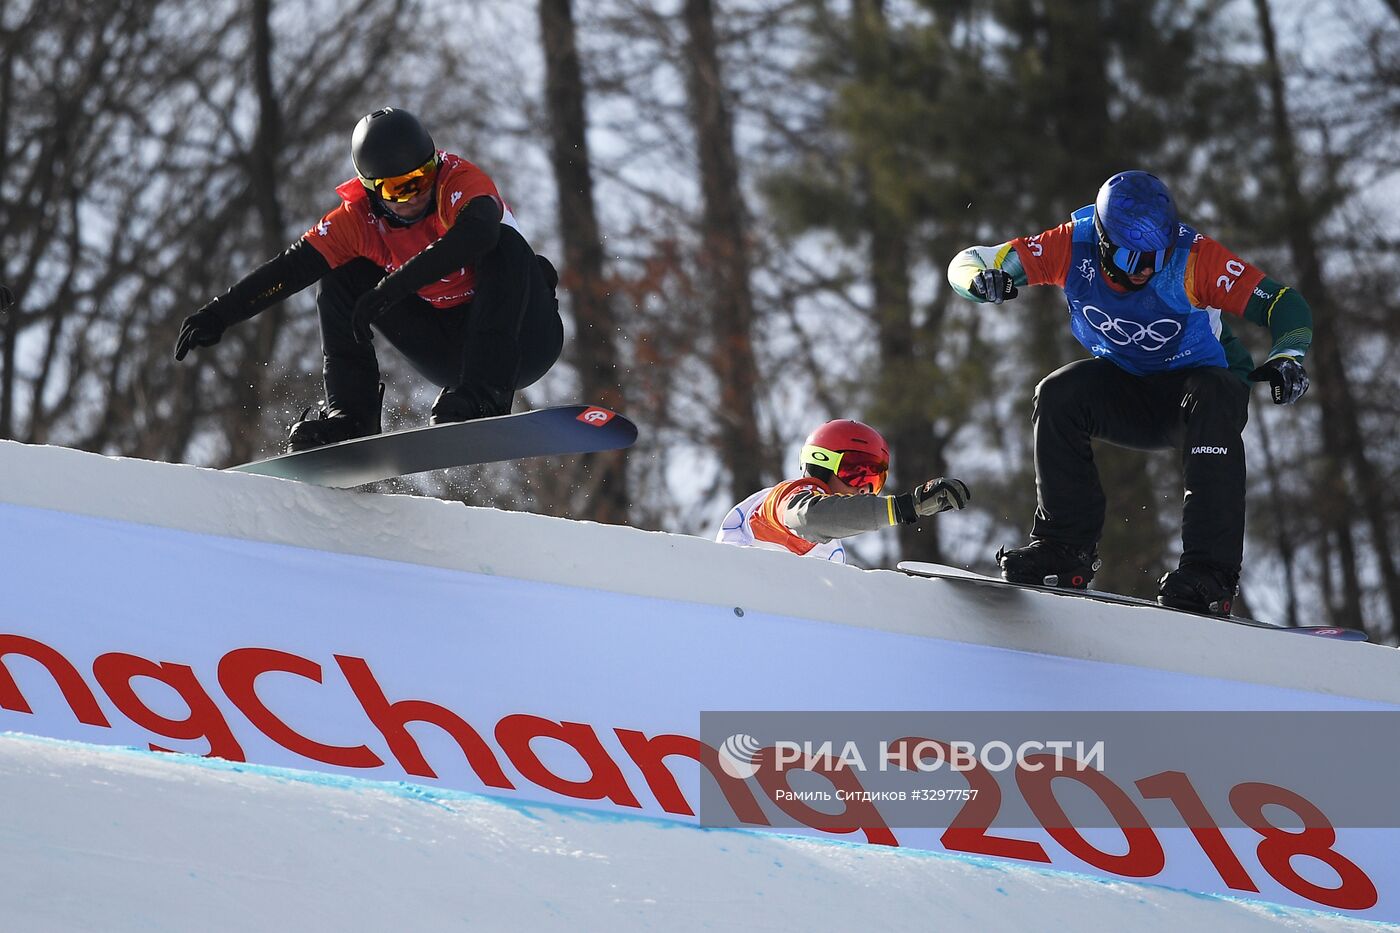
[1080,305,1183,351]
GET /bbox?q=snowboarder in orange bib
[715,420,970,564]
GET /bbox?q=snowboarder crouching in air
[948,170,1311,615]
[175,107,563,452]
[715,419,970,564]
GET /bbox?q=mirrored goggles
[361,155,439,203]
[1096,216,1171,278]
[801,444,889,494]
[1109,242,1170,277]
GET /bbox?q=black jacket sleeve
[374,195,504,302]
[212,239,331,325]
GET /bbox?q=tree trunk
[0,17,14,441]
[681,0,770,500]
[225,0,288,466]
[849,0,946,561]
[1254,0,1398,634]
[538,0,630,523]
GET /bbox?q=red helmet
[800,420,890,494]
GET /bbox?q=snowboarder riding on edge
[715,419,971,564]
[948,170,1312,616]
[174,107,564,452]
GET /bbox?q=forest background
[3,0,1398,638]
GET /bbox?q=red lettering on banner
[335,654,513,788]
[754,748,898,847]
[1137,770,1258,891]
[1016,753,1165,878]
[15,636,1380,917]
[219,648,381,769]
[1230,781,1378,911]
[614,729,768,824]
[496,714,641,808]
[91,652,243,760]
[888,736,1050,862]
[0,634,110,727]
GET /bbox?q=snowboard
[897,561,1368,642]
[230,405,637,488]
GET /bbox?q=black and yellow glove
[892,477,971,524]
[969,269,1018,304]
[1248,356,1309,405]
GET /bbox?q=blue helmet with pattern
[1093,171,1178,289]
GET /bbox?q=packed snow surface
[2,734,1391,933]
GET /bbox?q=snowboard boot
[430,384,513,425]
[996,539,1101,589]
[1157,562,1239,617]
[286,407,376,452]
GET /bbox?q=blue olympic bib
[1062,205,1225,375]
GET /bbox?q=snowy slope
[3,733,1390,933]
[3,438,1400,929]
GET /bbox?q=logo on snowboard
[578,407,616,426]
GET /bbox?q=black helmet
[351,108,435,181]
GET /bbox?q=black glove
[352,287,397,344]
[174,301,230,361]
[969,268,1017,304]
[1248,356,1309,405]
[892,477,971,524]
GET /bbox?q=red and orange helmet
[800,420,890,494]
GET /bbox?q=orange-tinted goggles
[361,155,439,203]
[802,444,889,494]
[836,449,889,494]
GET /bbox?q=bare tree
[539,0,630,523]
[0,0,189,447]
[681,0,773,501]
[847,0,952,561]
[1254,0,1399,634]
[222,0,294,466]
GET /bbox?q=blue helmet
[1093,171,1178,288]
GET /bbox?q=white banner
[0,502,1395,920]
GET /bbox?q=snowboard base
[230,405,637,488]
[897,562,1368,642]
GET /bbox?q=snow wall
[2,438,1399,930]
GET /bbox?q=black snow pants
[315,224,564,425]
[1029,357,1251,572]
